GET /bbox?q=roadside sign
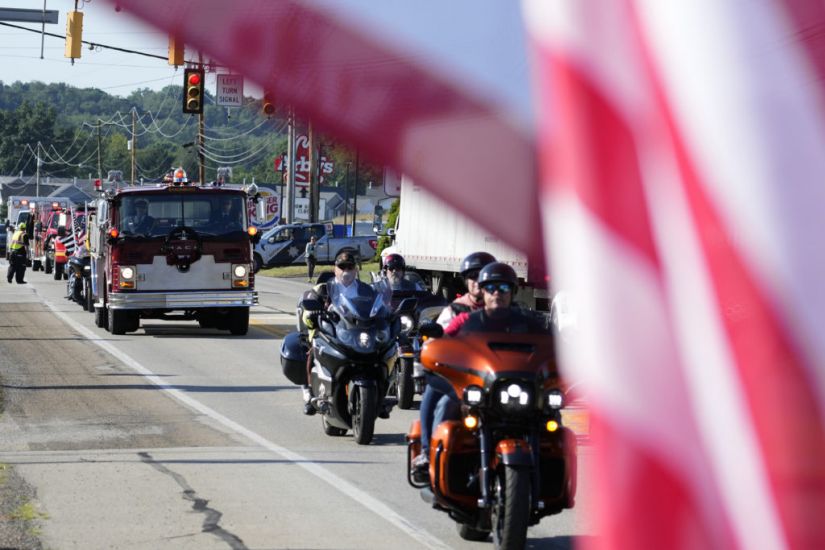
[384,168,401,197]
[216,74,243,107]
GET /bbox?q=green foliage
[375,198,400,258]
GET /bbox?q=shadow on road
[1,383,293,393]
[526,535,598,549]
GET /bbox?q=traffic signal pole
[131,109,137,185]
[198,53,205,184]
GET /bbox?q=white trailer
[385,176,551,311]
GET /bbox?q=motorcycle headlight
[463,385,484,406]
[358,331,371,349]
[497,382,532,410]
[545,389,564,410]
[376,326,391,343]
[399,314,414,334]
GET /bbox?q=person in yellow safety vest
[7,222,30,284]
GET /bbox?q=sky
[0,0,264,97]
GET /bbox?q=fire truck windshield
[117,194,247,238]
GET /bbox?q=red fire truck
[88,171,260,335]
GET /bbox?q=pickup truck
[253,222,377,272]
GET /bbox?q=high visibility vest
[9,230,26,252]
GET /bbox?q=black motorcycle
[281,278,416,444]
[385,273,448,409]
[66,245,94,312]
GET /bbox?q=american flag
[109,0,825,547]
[528,0,825,547]
[59,209,86,257]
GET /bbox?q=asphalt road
[0,264,595,550]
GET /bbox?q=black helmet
[383,253,406,272]
[478,262,518,288]
[460,251,496,278]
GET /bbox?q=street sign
[384,168,401,197]
[0,8,58,23]
[216,74,243,107]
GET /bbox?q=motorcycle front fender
[494,439,535,467]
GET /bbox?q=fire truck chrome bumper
[108,291,258,310]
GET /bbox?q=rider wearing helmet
[448,262,548,335]
[7,222,30,284]
[383,253,418,291]
[414,251,496,476]
[435,251,496,328]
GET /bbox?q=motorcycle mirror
[418,322,444,339]
[396,297,418,314]
[301,298,324,311]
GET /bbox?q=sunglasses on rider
[481,282,513,294]
[337,262,355,271]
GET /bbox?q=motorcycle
[66,244,94,312]
[384,272,447,409]
[407,320,577,549]
[281,277,416,444]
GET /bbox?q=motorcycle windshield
[328,278,393,321]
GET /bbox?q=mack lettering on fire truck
[87,170,261,336]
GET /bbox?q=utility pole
[286,107,296,224]
[351,150,359,236]
[96,119,102,180]
[308,121,318,223]
[198,52,205,184]
[35,141,41,197]
[344,161,351,230]
[131,109,137,185]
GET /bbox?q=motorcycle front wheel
[351,384,377,445]
[396,357,415,410]
[491,465,530,550]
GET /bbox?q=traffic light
[64,11,83,59]
[182,68,205,114]
[168,36,184,66]
[262,93,275,117]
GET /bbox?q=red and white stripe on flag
[526,0,825,548]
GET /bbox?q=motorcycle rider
[382,253,418,291]
[435,251,496,328]
[7,222,30,284]
[413,251,496,474]
[447,261,547,335]
[300,250,373,415]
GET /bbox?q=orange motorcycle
[407,321,577,549]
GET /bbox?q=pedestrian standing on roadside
[7,222,30,284]
[305,235,317,283]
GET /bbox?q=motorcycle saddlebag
[280,331,309,385]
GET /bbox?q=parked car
[0,229,7,257]
[253,222,377,272]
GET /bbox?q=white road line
[38,296,451,550]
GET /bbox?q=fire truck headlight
[118,265,137,289]
[231,263,250,288]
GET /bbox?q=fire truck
[4,196,71,267]
[87,170,261,335]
